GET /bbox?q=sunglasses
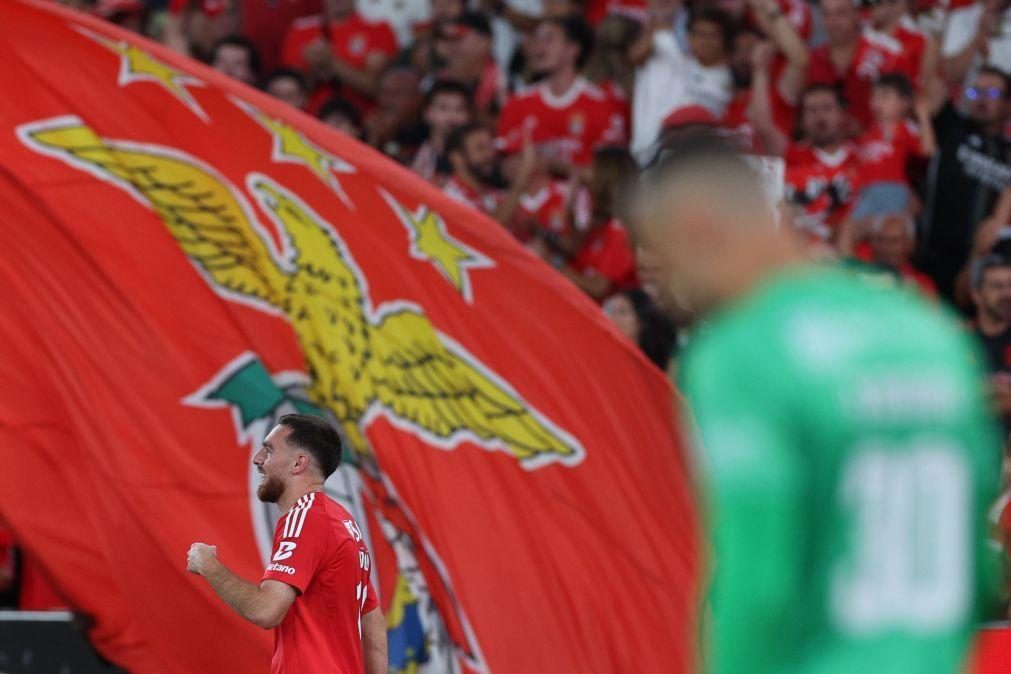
[966,87,1004,101]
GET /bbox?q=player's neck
[278,482,325,513]
[546,68,578,97]
[712,235,807,312]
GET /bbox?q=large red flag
[0,2,698,672]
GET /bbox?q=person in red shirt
[851,72,937,219]
[497,17,628,172]
[281,0,398,115]
[840,212,939,295]
[756,84,861,239]
[722,0,809,153]
[438,13,506,117]
[531,147,638,300]
[187,414,386,674]
[444,122,537,228]
[807,0,903,130]
[865,0,938,88]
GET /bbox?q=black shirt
[976,324,1011,374]
[920,103,1011,298]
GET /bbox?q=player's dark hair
[688,7,736,53]
[210,35,262,80]
[424,79,473,109]
[976,65,1011,99]
[873,72,914,100]
[800,82,847,110]
[543,16,595,70]
[262,68,307,93]
[278,414,343,478]
[318,97,362,129]
[445,121,487,157]
[642,131,762,209]
[971,253,1011,290]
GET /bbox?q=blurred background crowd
[5,0,1011,620]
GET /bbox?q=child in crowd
[851,72,937,220]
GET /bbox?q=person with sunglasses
[919,65,1011,303]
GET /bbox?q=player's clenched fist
[187,543,217,575]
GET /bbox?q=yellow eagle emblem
[21,117,583,468]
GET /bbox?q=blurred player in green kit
[634,135,1001,674]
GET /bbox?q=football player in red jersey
[187,415,386,674]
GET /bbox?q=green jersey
[680,267,1000,674]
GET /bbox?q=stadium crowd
[4,0,1011,619]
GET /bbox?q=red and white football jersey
[720,59,799,154]
[443,177,501,215]
[262,491,378,674]
[856,119,924,184]
[807,31,903,130]
[571,218,637,292]
[497,77,628,167]
[784,142,862,238]
[516,181,591,237]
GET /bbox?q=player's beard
[257,472,285,504]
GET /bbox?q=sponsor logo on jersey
[266,562,296,575]
[272,541,297,561]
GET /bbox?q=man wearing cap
[438,12,506,116]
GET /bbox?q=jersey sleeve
[280,26,311,70]
[680,338,805,674]
[262,508,328,594]
[362,580,379,614]
[370,22,399,57]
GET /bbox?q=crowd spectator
[866,0,937,89]
[412,80,474,183]
[603,288,678,368]
[762,84,860,239]
[280,0,398,114]
[942,0,1011,87]
[806,0,902,129]
[839,212,938,295]
[920,66,1011,299]
[365,67,426,161]
[318,96,363,136]
[210,34,261,86]
[630,2,734,162]
[438,12,507,118]
[264,68,309,109]
[850,72,935,219]
[971,254,1011,422]
[498,17,627,171]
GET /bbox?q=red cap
[661,105,718,130]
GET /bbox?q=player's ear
[291,453,309,475]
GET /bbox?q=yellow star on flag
[236,100,356,209]
[380,190,494,303]
[76,26,208,122]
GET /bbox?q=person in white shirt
[630,1,734,164]
[942,0,1011,87]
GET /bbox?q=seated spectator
[920,66,1011,300]
[839,212,938,296]
[630,3,734,163]
[806,0,902,130]
[757,84,861,240]
[281,0,398,115]
[364,67,426,163]
[851,73,936,220]
[498,17,628,172]
[412,80,474,183]
[263,68,309,110]
[941,0,1011,87]
[94,0,146,32]
[210,35,261,86]
[439,12,506,118]
[318,97,363,137]
[971,254,1011,422]
[532,146,638,300]
[865,0,937,89]
[583,15,641,99]
[603,288,678,369]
